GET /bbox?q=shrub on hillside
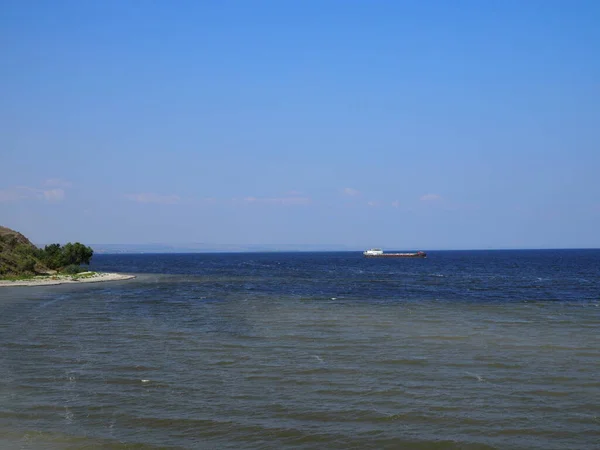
[61,264,87,275]
[0,262,10,275]
[16,256,36,274]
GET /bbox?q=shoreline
[0,272,136,287]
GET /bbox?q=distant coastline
[88,243,357,254]
[87,244,600,254]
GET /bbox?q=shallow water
[1,251,599,449]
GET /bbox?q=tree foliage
[63,242,94,266]
[40,242,94,269]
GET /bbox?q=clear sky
[1,0,599,249]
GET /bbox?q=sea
[0,250,599,449]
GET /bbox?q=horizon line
[88,247,600,254]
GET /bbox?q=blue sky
[1,0,599,249]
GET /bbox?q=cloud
[0,187,24,202]
[199,197,217,205]
[391,200,400,208]
[0,185,66,203]
[342,187,360,197]
[44,178,73,188]
[367,200,381,207]
[124,193,181,204]
[42,189,65,202]
[242,196,311,206]
[420,194,442,201]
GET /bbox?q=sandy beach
[0,272,135,287]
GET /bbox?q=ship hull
[364,252,427,258]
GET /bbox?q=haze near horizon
[1,0,599,250]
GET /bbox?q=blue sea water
[1,250,599,449]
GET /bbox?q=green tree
[41,243,65,269]
[62,242,94,266]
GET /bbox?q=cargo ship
[363,248,427,258]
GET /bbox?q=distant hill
[0,226,50,275]
[91,243,356,254]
